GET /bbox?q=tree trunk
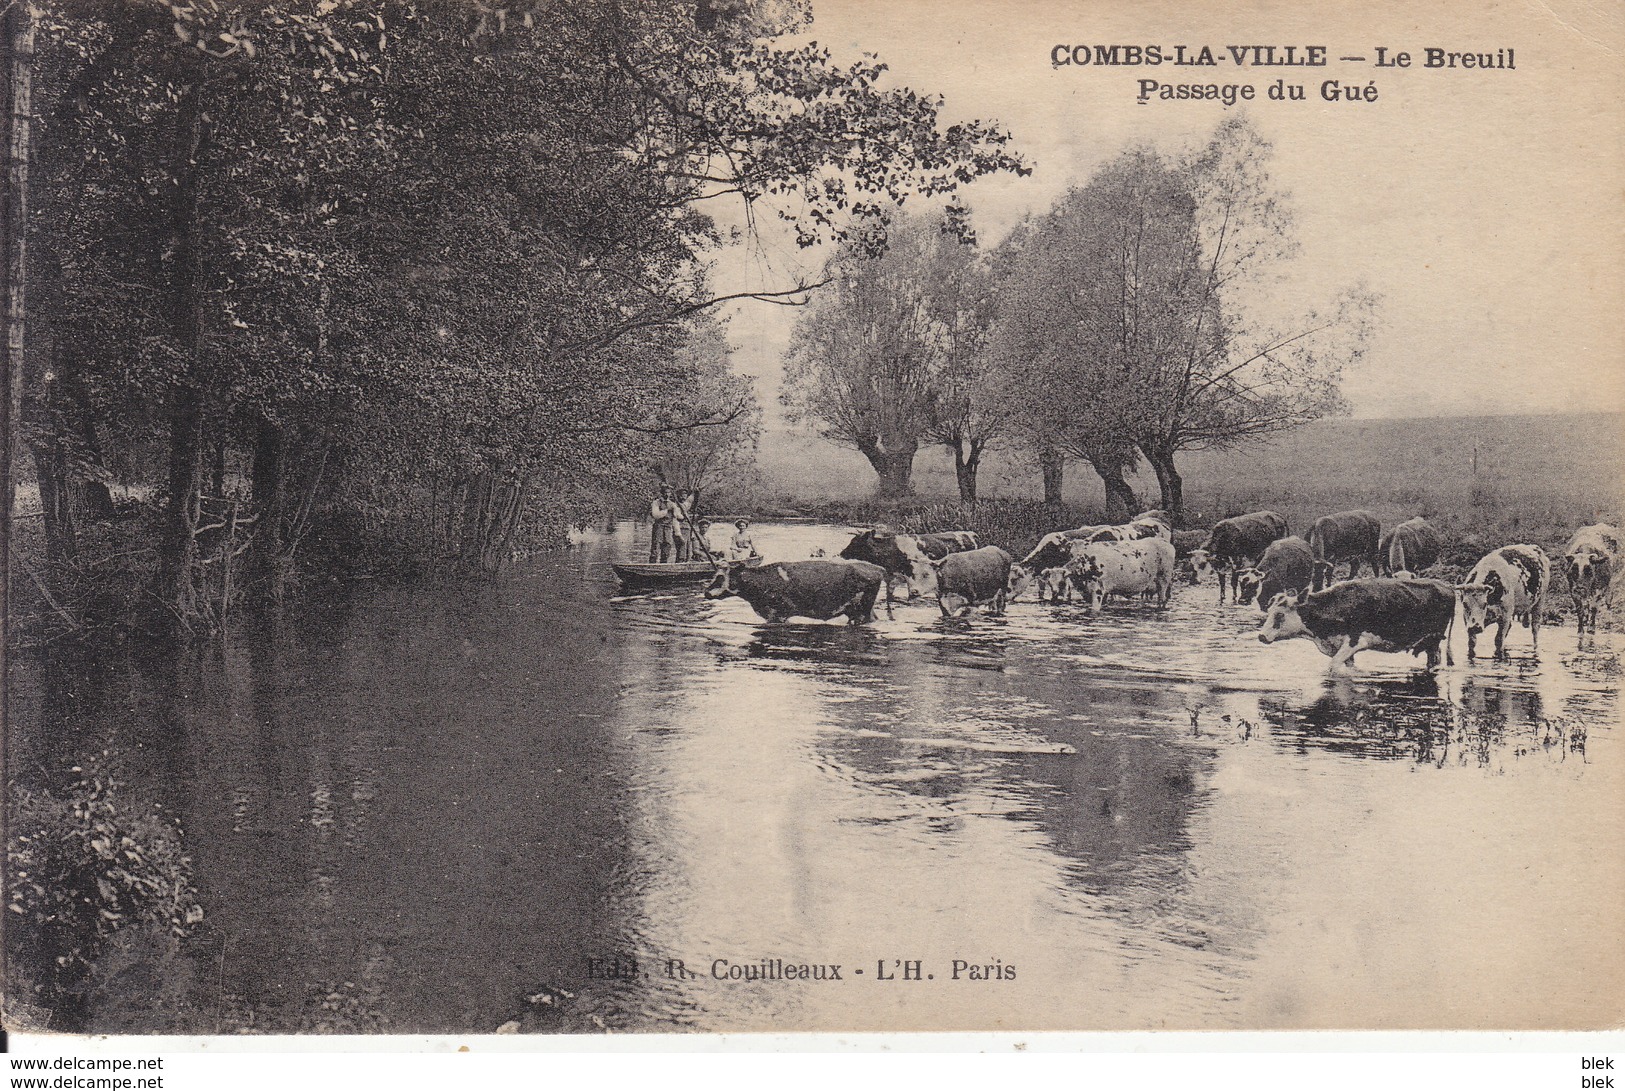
[210,436,226,496]
[1093,462,1139,521]
[29,433,75,565]
[251,418,288,602]
[951,438,982,504]
[877,448,915,497]
[160,73,210,628]
[857,438,917,498]
[1143,446,1184,521]
[1038,447,1064,506]
[75,417,114,519]
[165,386,205,624]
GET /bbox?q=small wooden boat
[610,557,761,587]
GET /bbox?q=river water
[10,520,1623,1033]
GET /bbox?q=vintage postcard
[2,0,1621,1054]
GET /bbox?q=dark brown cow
[1187,511,1289,603]
[934,546,1015,617]
[1307,509,1383,590]
[1236,536,1315,609]
[839,528,979,598]
[1379,516,1445,576]
[705,560,885,624]
[1258,577,1457,671]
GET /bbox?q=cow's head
[1187,549,1214,583]
[1006,563,1036,602]
[1258,589,1308,643]
[704,563,748,599]
[1235,566,1265,605]
[1071,557,1107,611]
[902,540,938,598]
[840,526,893,560]
[1565,549,1612,594]
[1037,566,1069,603]
[1454,578,1499,635]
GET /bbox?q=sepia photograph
[2,0,1622,1052]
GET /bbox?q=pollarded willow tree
[781,214,997,498]
[922,239,1001,502]
[987,208,1150,518]
[994,117,1377,519]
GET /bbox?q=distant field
[753,412,1624,553]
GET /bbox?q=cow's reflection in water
[1258,669,1556,767]
[926,619,1010,673]
[737,622,888,669]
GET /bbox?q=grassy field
[751,412,1623,563]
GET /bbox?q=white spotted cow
[1020,511,1172,573]
[1066,538,1176,611]
[1456,544,1551,660]
[1562,523,1625,644]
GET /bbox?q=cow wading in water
[1014,510,1172,592]
[1068,538,1176,611]
[1235,535,1316,609]
[1187,510,1289,603]
[839,527,978,600]
[932,546,1015,618]
[1562,523,1624,645]
[1258,577,1457,671]
[705,560,885,625]
[1457,544,1551,660]
[1307,509,1383,590]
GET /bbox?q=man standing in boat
[649,484,680,563]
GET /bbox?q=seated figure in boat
[729,519,759,562]
[695,519,726,562]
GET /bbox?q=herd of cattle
[700,509,1625,671]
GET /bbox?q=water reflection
[9,519,1621,1033]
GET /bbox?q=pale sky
[709,0,1625,421]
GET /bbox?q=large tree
[781,215,985,498]
[643,318,760,505]
[986,212,1146,517]
[991,119,1375,519]
[1128,119,1375,516]
[922,242,1000,502]
[25,0,1028,626]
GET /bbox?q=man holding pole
[649,484,679,563]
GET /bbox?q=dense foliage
[6,776,204,1018]
[15,0,1026,632]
